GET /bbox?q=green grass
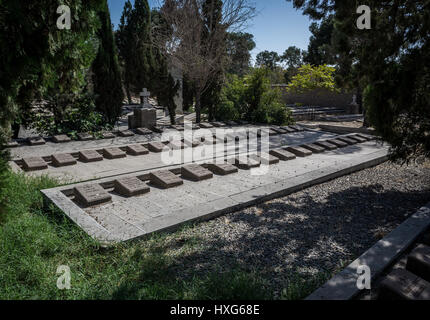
[0,171,271,300]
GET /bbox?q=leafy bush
[30,93,111,138]
[286,64,338,93]
[215,69,294,125]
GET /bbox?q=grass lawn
[0,170,327,300]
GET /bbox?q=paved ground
[136,160,430,299]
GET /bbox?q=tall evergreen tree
[116,0,154,99]
[226,32,256,76]
[304,16,335,66]
[92,0,124,125]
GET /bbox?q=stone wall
[273,85,358,113]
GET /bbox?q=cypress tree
[92,0,124,125]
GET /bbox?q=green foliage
[304,16,335,66]
[289,0,430,161]
[226,32,256,76]
[255,51,280,70]
[92,1,124,125]
[216,69,293,125]
[30,94,110,138]
[286,64,338,93]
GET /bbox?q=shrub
[286,64,338,93]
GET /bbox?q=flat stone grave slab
[52,153,77,167]
[406,244,430,282]
[103,147,127,160]
[22,157,48,171]
[114,177,150,197]
[348,135,367,143]
[147,141,166,153]
[79,150,103,163]
[282,126,297,133]
[249,152,280,165]
[378,269,430,300]
[74,184,112,208]
[6,141,19,148]
[356,133,376,141]
[269,149,296,161]
[41,141,389,242]
[269,129,279,136]
[337,136,357,145]
[301,143,325,154]
[77,133,93,141]
[286,146,312,157]
[273,127,289,134]
[206,162,238,175]
[150,170,183,189]
[28,137,46,146]
[289,125,305,132]
[211,122,226,127]
[102,132,116,139]
[327,139,348,148]
[168,140,185,150]
[151,126,164,134]
[136,128,153,135]
[192,124,200,130]
[52,135,71,143]
[170,125,184,132]
[184,139,201,148]
[181,164,213,181]
[314,141,338,150]
[199,123,214,129]
[118,130,135,137]
[126,144,149,156]
[230,156,261,170]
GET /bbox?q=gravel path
[140,160,430,299]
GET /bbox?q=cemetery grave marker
[406,244,430,282]
[77,133,93,141]
[181,164,213,181]
[326,139,348,148]
[206,162,238,175]
[118,130,135,137]
[52,153,77,167]
[249,152,280,165]
[269,149,296,161]
[168,140,185,150]
[199,123,214,129]
[230,156,261,170]
[126,144,149,156]
[356,133,376,141]
[211,122,226,127]
[347,135,367,143]
[170,125,184,132]
[73,184,112,207]
[102,132,116,139]
[314,141,338,151]
[28,137,46,146]
[79,150,103,163]
[301,143,326,154]
[286,146,313,157]
[136,127,153,135]
[337,136,357,145]
[282,126,297,133]
[148,141,166,153]
[22,157,48,171]
[52,135,71,143]
[114,176,150,197]
[151,126,164,134]
[150,170,184,189]
[378,269,430,300]
[7,141,19,148]
[103,147,127,160]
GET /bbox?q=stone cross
[140,88,151,107]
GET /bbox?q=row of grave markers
[71,133,375,208]
[17,125,308,172]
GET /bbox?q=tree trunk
[195,88,202,123]
[126,83,132,105]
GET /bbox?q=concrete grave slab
[378,269,430,300]
[181,164,213,181]
[406,244,430,282]
[28,137,46,146]
[269,149,296,161]
[114,177,150,197]
[231,156,261,170]
[286,146,312,157]
[337,136,357,145]
[301,143,326,154]
[348,135,367,143]
[74,184,112,208]
[136,128,153,135]
[150,170,183,189]
[249,152,280,165]
[103,147,127,160]
[126,144,149,156]
[22,157,48,171]
[77,133,93,141]
[102,132,116,139]
[170,125,184,132]
[206,162,238,176]
[211,122,226,127]
[314,141,338,151]
[52,153,77,167]
[168,140,185,150]
[327,139,348,148]
[147,141,166,153]
[79,150,103,163]
[199,123,214,129]
[52,135,71,143]
[6,141,19,148]
[118,130,135,137]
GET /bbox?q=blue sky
[107,0,312,62]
